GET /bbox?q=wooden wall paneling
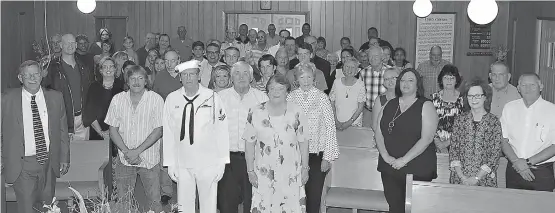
[149,1,159,34]
[190,1,199,40]
[367,1,380,49]
[204,1,214,41]
[318,1,326,40]
[379,2,391,47]
[169,1,181,43]
[138,1,147,47]
[353,1,362,49]
[300,0,308,14]
[387,1,400,48]
[331,1,342,52]
[359,0,368,50]
[324,1,334,51]
[278,0,288,12]
[144,1,152,35]
[343,1,352,43]
[163,1,171,37]
[214,1,223,40]
[308,0,318,37]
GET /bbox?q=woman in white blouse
[330,58,366,130]
[287,63,339,213]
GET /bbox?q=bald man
[44,34,93,141]
[174,26,194,62]
[137,32,157,67]
[416,46,451,98]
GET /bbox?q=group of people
[2,21,555,213]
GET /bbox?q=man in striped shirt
[359,46,387,128]
[105,65,164,212]
[416,46,451,98]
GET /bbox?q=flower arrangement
[492,45,508,62]
[32,39,54,70]
[43,186,180,213]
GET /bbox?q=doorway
[535,19,555,103]
[95,16,128,51]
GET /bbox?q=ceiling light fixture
[467,0,498,25]
[413,0,433,18]
[77,0,96,14]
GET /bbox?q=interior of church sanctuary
[2,0,555,213]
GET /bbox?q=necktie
[180,95,199,144]
[31,95,48,165]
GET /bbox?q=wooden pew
[406,174,555,213]
[5,140,110,201]
[323,127,509,212]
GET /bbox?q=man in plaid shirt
[360,45,387,128]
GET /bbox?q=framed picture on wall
[260,1,271,10]
[415,12,456,67]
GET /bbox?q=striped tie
[31,95,48,165]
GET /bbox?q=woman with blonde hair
[330,57,366,130]
[208,64,233,92]
[287,63,338,213]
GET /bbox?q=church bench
[322,127,508,213]
[5,140,110,201]
[406,174,555,213]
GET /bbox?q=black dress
[83,79,124,155]
[378,97,437,213]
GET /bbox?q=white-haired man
[163,60,229,213]
[217,61,268,213]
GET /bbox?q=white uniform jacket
[163,86,230,169]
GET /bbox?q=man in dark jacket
[43,34,94,141]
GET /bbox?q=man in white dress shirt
[163,60,230,213]
[501,73,555,192]
[217,61,268,213]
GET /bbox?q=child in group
[122,36,139,63]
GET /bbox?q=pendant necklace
[388,105,402,135]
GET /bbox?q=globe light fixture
[467,0,498,25]
[413,0,433,18]
[77,0,96,14]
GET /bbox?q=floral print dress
[431,91,464,153]
[243,102,308,213]
[449,112,503,187]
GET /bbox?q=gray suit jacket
[1,87,70,183]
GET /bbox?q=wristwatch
[526,158,532,166]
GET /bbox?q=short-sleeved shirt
[489,83,521,118]
[360,65,387,110]
[104,90,164,169]
[219,87,268,152]
[416,59,451,98]
[501,98,555,163]
[329,78,366,126]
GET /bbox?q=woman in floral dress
[244,75,309,213]
[449,78,502,187]
[431,64,464,153]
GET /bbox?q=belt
[230,151,245,156]
[309,152,324,157]
[74,110,82,116]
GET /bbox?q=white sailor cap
[175,60,201,73]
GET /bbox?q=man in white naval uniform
[162,60,230,213]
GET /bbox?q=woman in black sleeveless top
[375,68,439,213]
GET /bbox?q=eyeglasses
[21,73,41,79]
[102,65,116,69]
[206,51,219,55]
[385,77,397,81]
[443,76,456,81]
[467,94,485,100]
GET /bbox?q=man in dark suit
[2,60,70,213]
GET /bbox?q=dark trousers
[506,162,555,192]
[217,152,252,213]
[381,172,433,213]
[12,156,56,213]
[305,152,328,213]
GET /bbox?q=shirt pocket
[536,123,550,143]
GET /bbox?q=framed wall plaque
[415,12,456,66]
[260,1,271,10]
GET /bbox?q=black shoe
[161,195,171,205]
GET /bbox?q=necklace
[388,105,402,135]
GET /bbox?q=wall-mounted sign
[236,14,306,37]
[466,52,493,56]
[415,13,456,67]
[469,22,492,49]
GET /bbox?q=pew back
[407,180,555,213]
